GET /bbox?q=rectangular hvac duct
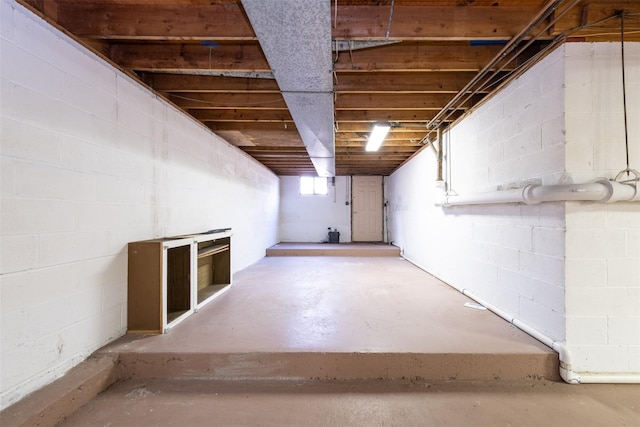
[241,0,335,176]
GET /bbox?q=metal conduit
[439,0,583,124]
[424,0,571,134]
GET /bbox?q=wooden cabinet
[127,230,232,333]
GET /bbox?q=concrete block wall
[563,43,640,375]
[0,0,279,409]
[279,176,351,242]
[389,42,640,379]
[388,47,568,342]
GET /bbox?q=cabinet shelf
[198,244,229,258]
[197,283,228,303]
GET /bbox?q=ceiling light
[366,123,391,152]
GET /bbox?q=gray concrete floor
[59,378,640,427]
[10,251,640,426]
[97,255,559,381]
[103,255,554,354]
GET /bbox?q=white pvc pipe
[442,180,638,207]
[443,187,527,206]
[460,288,640,384]
[436,177,639,381]
[523,182,609,203]
[402,255,640,384]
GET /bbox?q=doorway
[351,176,383,242]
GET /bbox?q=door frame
[350,175,384,242]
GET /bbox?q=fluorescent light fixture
[366,123,391,151]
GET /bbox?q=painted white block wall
[0,0,279,409]
[563,42,640,376]
[388,42,640,379]
[388,46,568,343]
[279,176,351,242]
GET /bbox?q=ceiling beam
[335,93,471,110]
[44,2,630,43]
[242,146,423,154]
[143,74,279,92]
[213,129,304,146]
[110,43,270,72]
[334,71,498,93]
[333,43,515,72]
[111,42,514,73]
[189,109,461,123]
[335,110,462,122]
[552,1,640,39]
[169,93,287,109]
[208,122,297,132]
[52,3,256,40]
[336,146,420,153]
[335,123,429,132]
[144,71,500,94]
[189,109,293,122]
[336,140,423,147]
[333,5,541,40]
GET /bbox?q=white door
[352,176,383,242]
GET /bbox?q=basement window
[300,176,328,195]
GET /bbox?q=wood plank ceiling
[18,0,640,176]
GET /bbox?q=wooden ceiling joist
[333,5,541,40]
[17,0,639,177]
[110,43,270,72]
[333,43,515,72]
[334,71,499,94]
[142,74,279,93]
[170,93,287,110]
[190,109,293,122]
[52,3,255,40]
[335,93,472,110]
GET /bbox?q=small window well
[300,176,328,195]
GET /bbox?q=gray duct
[241,0,335,176]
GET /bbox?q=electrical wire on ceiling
[386,0,395,40]
[348,40,359,70]
[168,93,286,107]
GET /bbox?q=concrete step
[114,350,559,382]
[266,243,401,257]
[0,346,558,427]
[99,255,559,383]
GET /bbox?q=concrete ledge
[0,348,559,426]
[117,351,560,382]
[266,243,401,257]
[0,354,119,427]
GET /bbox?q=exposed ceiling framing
[17,0,640,176]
